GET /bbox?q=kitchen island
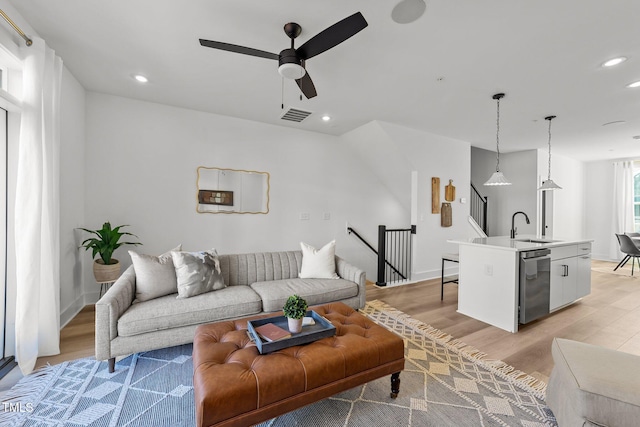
[448,236,593,333]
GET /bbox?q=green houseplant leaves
[78,222,141,265]
[283,294,308,319]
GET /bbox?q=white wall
[343,120,471,281]
[59,67,86,326]
[471,147,538,237]
[585,160,616,260]
[378,122,470,280]
[546,153,586,241]
[340,121,412,216]
[82,93,406,297]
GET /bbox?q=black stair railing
[470,182,488,234]
[377,225,415,286]
[347,225,415,286]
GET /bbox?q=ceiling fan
[199,12,368,99]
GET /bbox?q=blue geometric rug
[0,344,195,426]
[0,300,557,426]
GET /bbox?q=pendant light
[484,93,512,186]
[538,115,562,191]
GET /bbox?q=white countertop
[448,235,594,252]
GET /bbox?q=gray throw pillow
[130,245,182,302]
[171,249,226,299]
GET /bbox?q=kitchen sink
[515,238,560,243]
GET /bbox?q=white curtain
[14,38,62,375]
[610,160,635,260]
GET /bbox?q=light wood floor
[368,259,640,383]
[34,259,640,384]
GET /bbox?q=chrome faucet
[510,211,530,239]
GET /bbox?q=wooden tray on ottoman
[247,310,336,354]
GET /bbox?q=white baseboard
[60,290,102,329]
[592,254,618,262]
[60,295,86,329]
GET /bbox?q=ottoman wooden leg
[390,372,401,398]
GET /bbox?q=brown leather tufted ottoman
[193,302,405,427]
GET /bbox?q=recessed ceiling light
[627,81,640,88]
[633,135,640,140]
[602,57,627,67]
[321,115,331,122]
[133,74,148,83]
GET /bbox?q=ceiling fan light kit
[484,93,512,186]
[278,62,306,79]
[199,12,368,99]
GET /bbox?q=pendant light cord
[544,115,556,181]
[495,96,501,172]
[547,118,552,180]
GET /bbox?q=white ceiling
[6,0,640,161]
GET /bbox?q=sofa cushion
[251,278,358,312]
[130,245,181,302]
[118,286,262,337]
[172,249,226,298]
[299,241,339,279]
[218,251,303,286]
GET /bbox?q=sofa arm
[95,265,136,361]
[335,256,366,309]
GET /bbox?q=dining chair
[614,233,640,275]
[626,232,640,249]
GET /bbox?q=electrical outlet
[299,212,310,220]
[484,264,493,276]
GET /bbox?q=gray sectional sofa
[95,250,366,372]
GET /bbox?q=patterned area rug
[0,300,556,426]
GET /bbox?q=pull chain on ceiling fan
[199,12,368,99]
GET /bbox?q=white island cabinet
[449,236,593,333]
[550,242,592,311]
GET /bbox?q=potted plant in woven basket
[283,294,308,333]
[79,222,141,283]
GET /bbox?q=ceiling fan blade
[296,12,368,60]
[199,39,279,60]
[296,69,317,99]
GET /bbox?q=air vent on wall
[280,107,313,123]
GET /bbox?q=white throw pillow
[299,240,339,279]
[172,249,226,298]
[130,245,182,302]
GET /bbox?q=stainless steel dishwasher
[519,248,551,324]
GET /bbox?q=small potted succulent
[283,294,308,333]
[79,222,141,283]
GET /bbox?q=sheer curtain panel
[14,38,62,375]
[610,161,635,260]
